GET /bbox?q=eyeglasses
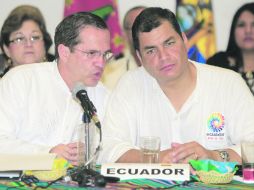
[9,35,43,45]
[73,48,114,62]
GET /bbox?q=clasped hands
[160,141,214,164]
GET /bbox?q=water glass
[75,123,86,166]
[139,136,160,163]
[241,141,254,183]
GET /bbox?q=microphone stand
[69,86,120,187]
[82,111,91,169]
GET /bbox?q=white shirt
[0,61,108,154]
[98,61,254,163]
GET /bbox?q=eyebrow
[104,49,112,53]
[165,37,174,42]
[12,31,23,36]
[82,49,112,54]
[143,37,174,50]
[12,30,41,36]
[143,45,156,51]
[164,36,175,43]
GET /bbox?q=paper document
[0,153,56,171]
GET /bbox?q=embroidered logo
[207,112,225,132]
[206,112,225,141]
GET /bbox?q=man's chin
[85,80,99,87]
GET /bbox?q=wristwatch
[216,150,230,162]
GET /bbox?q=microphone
[64,167,106,187]
[64,167,119,187]
[72,82,101,128]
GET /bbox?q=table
[1,178,254,190]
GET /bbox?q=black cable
[4,175,63,190]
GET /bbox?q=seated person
[0,5,54,77]
[98,7,254,164]
[207,3,254,95]
[0,12,112,165]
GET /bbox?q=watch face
[219,150,229,161]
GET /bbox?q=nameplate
[101,163,190,181]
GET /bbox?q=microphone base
[68,167,108,187]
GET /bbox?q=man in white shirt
[99,7,254,164]
[0,12,113,165]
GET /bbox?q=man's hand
[158,141,212,163]
[159,148,174,163]
[116,141,241,164]
[171,141,214,163]
[50,143,79,165]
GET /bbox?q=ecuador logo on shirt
[206,112,225,141]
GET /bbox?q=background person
[98,7,254,164]
[0,5,54,77]
[101,6,145,90]
[122,6,146,66]
[0,12,112,165]
[207,3,254,95]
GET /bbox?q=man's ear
[58,44,70,62]
[181,32,189,48]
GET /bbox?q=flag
[64,0,124,57]
[176,0,216,63]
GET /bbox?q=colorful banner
[64,0,124,57]
[176,0,216,63]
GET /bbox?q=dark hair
[54,12,108,59]
[226,2,254,67]
[0,5,52,57]
[123,6,146,31]
[132,7,183,52]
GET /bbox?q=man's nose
[157,48,169,59]
[94,56,106,68]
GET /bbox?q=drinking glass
[139,136,160,163]
[241,141,254,183]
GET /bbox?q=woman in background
[207,3,254,95]
[0,5,54,77]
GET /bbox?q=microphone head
[72,82,87,98]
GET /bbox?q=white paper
[0,153,56,171]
